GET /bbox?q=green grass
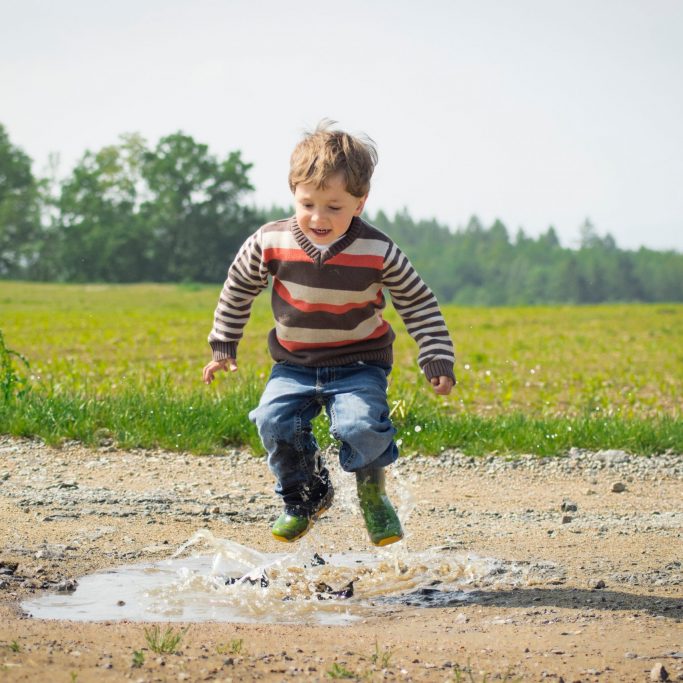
[327,662,357,679]
[1,282,682,455]
[143,625,187,654]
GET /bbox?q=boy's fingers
[430,376,454,395]
[203,359,236,383]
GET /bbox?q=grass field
[1,282,681,455]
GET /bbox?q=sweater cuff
[422,359,456,383]
[210,340,238,361]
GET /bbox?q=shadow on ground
[387,587,683,619]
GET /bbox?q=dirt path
[0,436,681,682]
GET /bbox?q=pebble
[561,500,578,512]
[650,663,669,681]
[611,482,627,493]
[56,579,78,593]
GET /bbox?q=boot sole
[371,532,404,547]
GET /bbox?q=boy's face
[294,173,367,245]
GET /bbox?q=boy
[203,121,455,547]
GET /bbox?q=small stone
[117,600,125,606]
[611,482,627,493]
[650,663,669,681]
[561,500,578,512]
[56,579,78,593]
[594,579,606,589]
[561,515,573,524]
[624,652,638,659]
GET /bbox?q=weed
[131,649,145,668]
[327,661,356,679]
[451,662,522,682]
[370,639,394,668]
[216,638,244,655]
[9,640,20,653]
[70,673,78,683]
[0,330,30,402]
[143,625,188,654]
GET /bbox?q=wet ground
[0,437,682,682]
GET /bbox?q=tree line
[1,123,682,304]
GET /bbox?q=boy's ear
[354,194,369,216]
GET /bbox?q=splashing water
[21,456,564,624]
[22,529,498,624]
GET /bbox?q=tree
[51,133,150,281]
[0,124,42,277]
[42,131,257,282]
[141,132,256,282]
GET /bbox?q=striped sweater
[209,216,455,381]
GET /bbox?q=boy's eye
[329,207,341,212]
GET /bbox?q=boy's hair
[288,119,378,198]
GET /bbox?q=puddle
[21,459,565,624]
[22,530,497,624]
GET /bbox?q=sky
[2,0,682,251]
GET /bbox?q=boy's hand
[430,375,454,396]
[203,358,238,384]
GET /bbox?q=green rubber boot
[356,467,404,547]
[271,486,334,543]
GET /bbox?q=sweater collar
[290,216,362,263]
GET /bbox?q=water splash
[21,455,564,624]
[22,530,502,624]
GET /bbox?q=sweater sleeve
[382,241,456,382]
[208,229,269,361]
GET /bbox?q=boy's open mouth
[311,229,331,236]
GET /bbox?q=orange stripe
[263,247,313,263]
[274,280,382,314]
[325,253,384,269]
[277,320,390,351]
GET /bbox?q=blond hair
[288,119,378,197]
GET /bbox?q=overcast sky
[2,0,682,250]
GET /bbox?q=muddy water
[22,529,497,624]
[21,459,563,624]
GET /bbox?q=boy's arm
[381,241,456,386]
[208,229,269,364]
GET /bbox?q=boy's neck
[308,232,347,250]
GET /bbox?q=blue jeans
[248,362,398,507]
